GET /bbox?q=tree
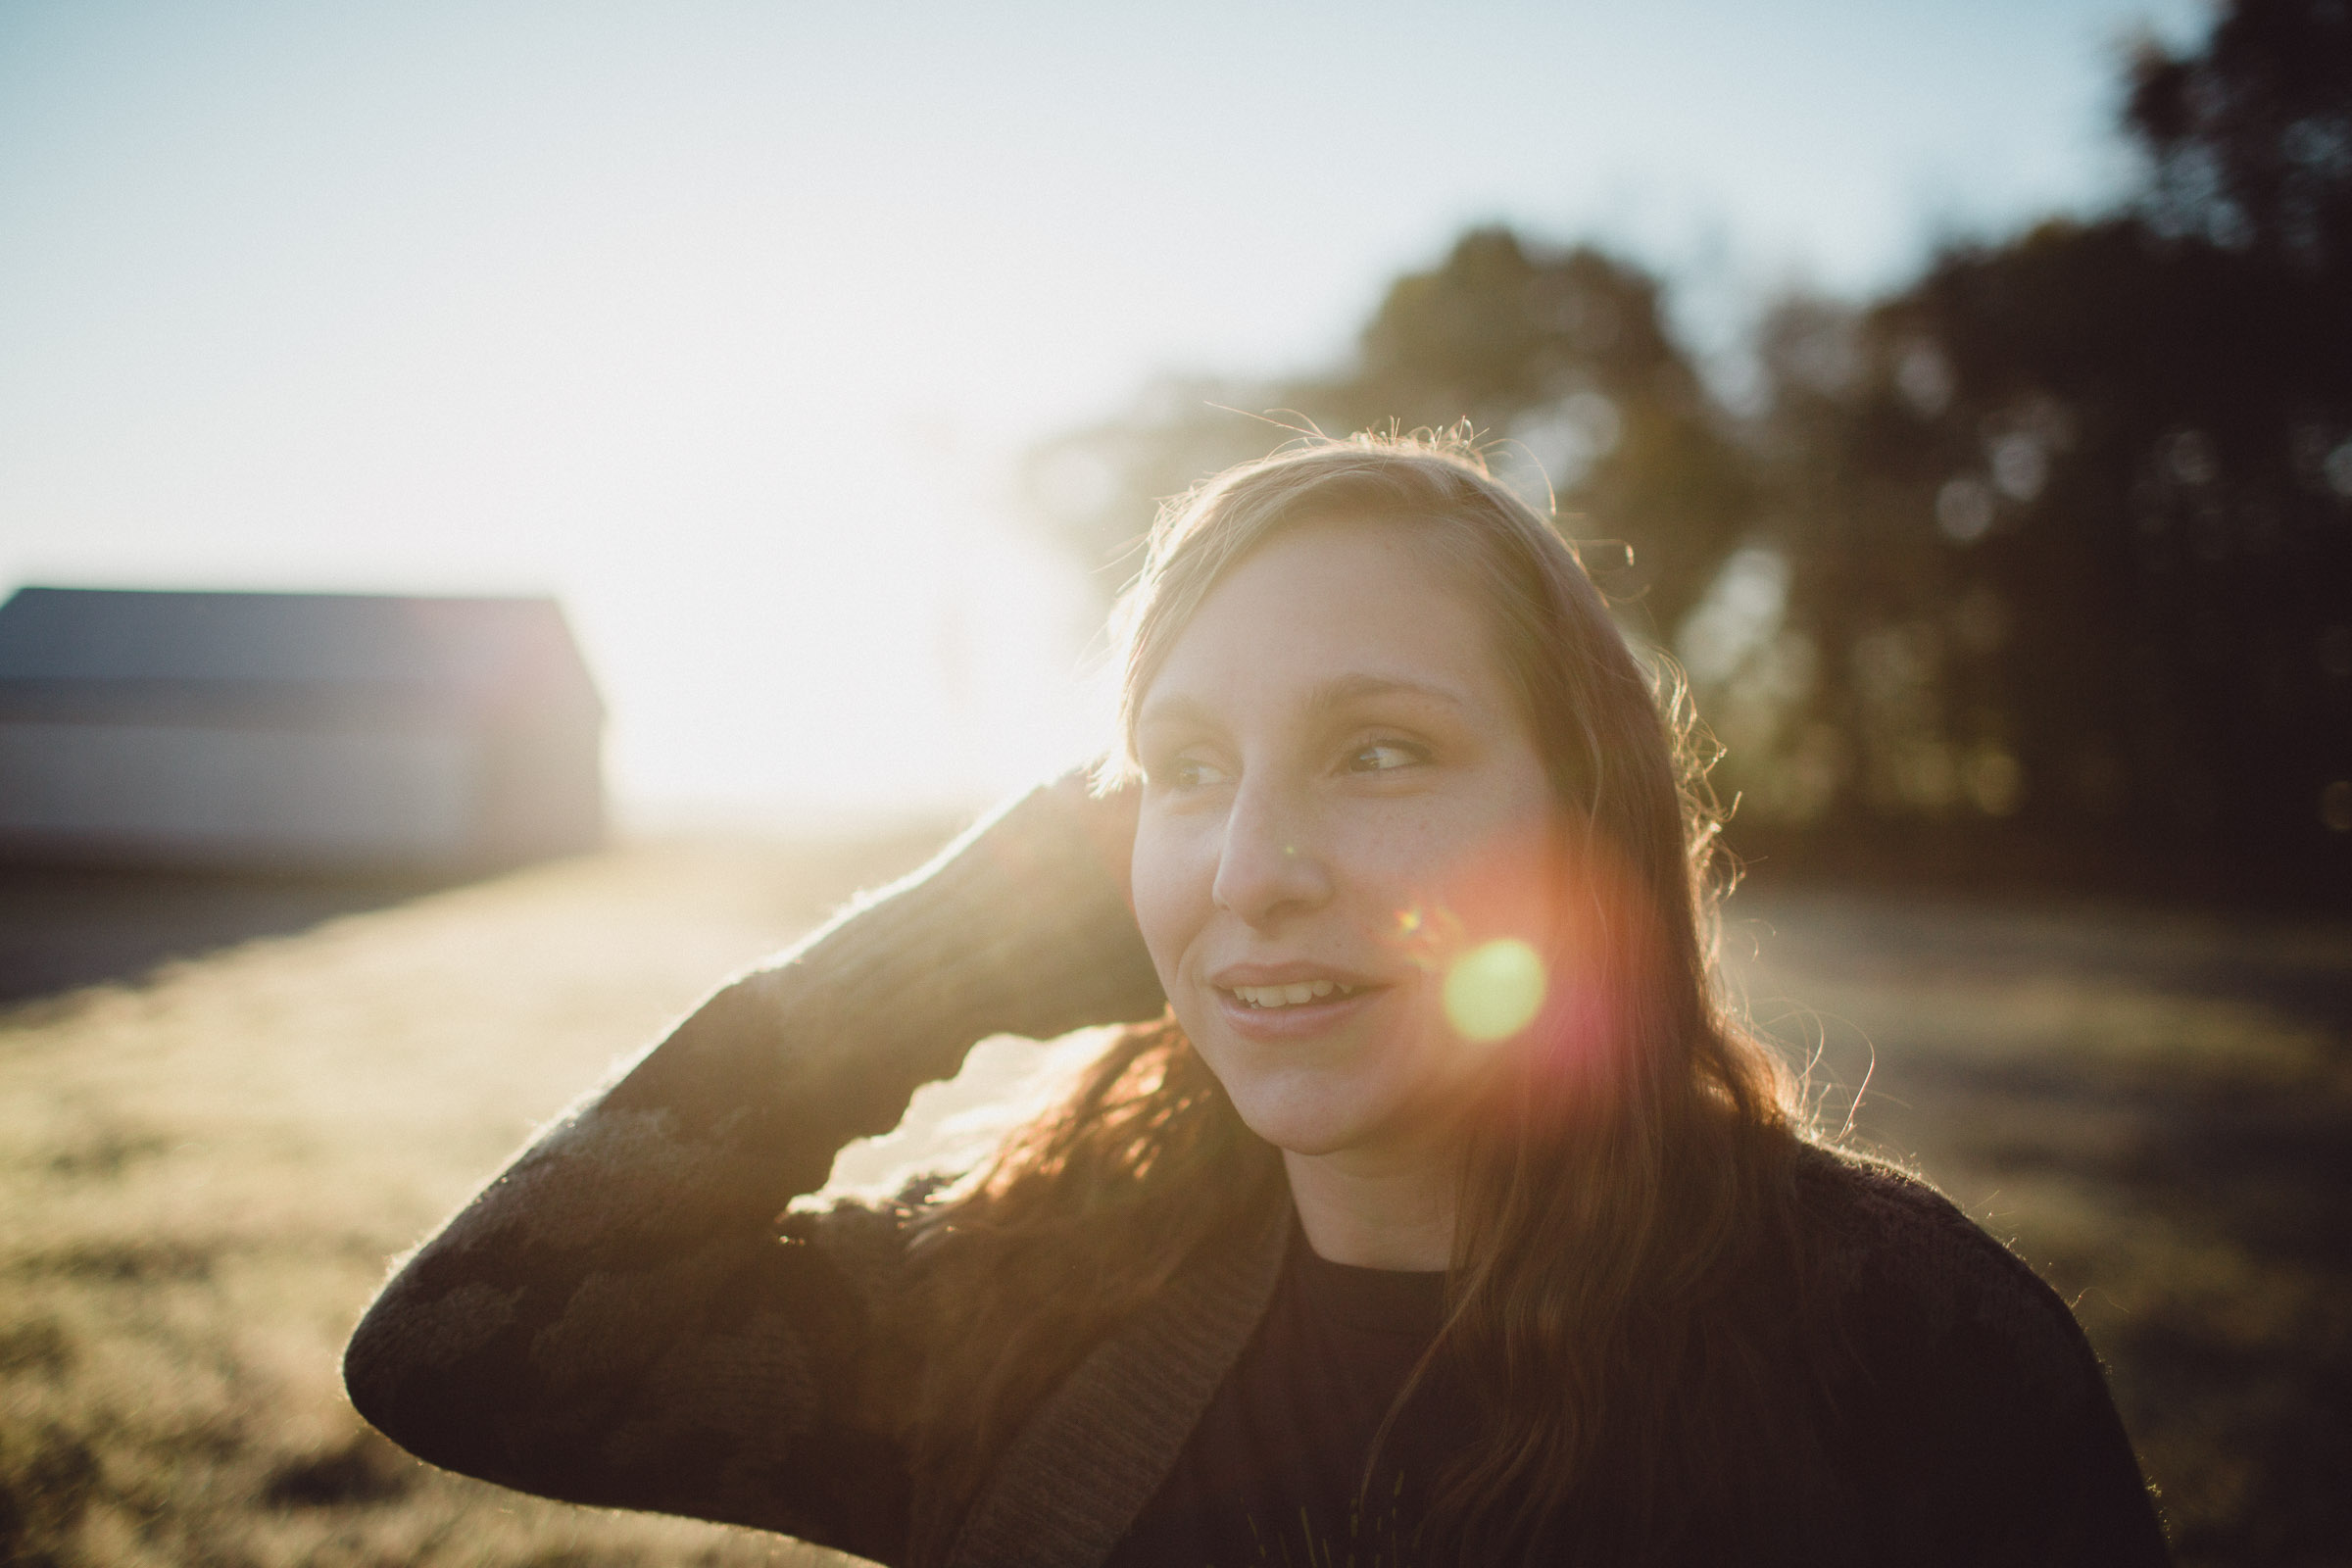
[1709,0,2352,895]
[2129,0,2352,270]
[1028,0,2352,900]
[1024,230,1753,640]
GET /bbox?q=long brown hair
[902,432,1823,1563]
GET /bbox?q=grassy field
[1720,891,2352,1565]
[0,833,2344,1566]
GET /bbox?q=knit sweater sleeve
[342,773,1166,1564]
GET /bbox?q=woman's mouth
[1208,969,1386,1039]
[1225,979,1365,1008]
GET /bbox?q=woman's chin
[1227,1088,1426,1163]
[1244,1121,1356,1160]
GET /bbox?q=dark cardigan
[342,775,2169,1567]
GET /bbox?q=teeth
[1230,980,1353,1008]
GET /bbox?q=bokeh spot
[1444,938,1546,1042]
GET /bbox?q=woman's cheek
[1128,811,1208,990]
[1374,818,1566,998]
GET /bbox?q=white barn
[0,587,604,873]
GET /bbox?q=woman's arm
[342,773,1162,1561]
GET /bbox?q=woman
[345,435,2168,1566]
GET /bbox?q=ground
[0,835,2344,1567]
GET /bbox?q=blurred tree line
[1026,0,2352,905]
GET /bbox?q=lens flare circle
[1443,937,1546,1043]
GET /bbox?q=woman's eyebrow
[1137,673,1471,733]
[1302,672,1471,719]
[1135,691,1217,733]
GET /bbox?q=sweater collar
[942,1193,1292,1568]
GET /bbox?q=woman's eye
[1346,740,1425,774]
[1156,755,1233,791]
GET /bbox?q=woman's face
[1131,519,1564,1167]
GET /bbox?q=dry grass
[0,832,948,1568]
[0,837,2344,1565]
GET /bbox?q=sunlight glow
[0,1,2193,816]
[1444,938,1547,1043]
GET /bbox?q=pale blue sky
[0,0,2205,814]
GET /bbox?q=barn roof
[0,587,603,726]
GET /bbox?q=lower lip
[1213,986,1384,1042]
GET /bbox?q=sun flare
[1443,937,1547,1043]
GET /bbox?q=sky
[0,0,2206,821]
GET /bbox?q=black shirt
[1103,1226,1473,1568]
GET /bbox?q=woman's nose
[1211,782,1334,927]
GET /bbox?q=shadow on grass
[1894,1050,2352,1564]
[1725,886,2352,1564]
[0,863,472,1004]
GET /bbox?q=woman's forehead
[1136,520,1512,721]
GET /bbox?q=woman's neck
[1282,1141,1457,1271]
